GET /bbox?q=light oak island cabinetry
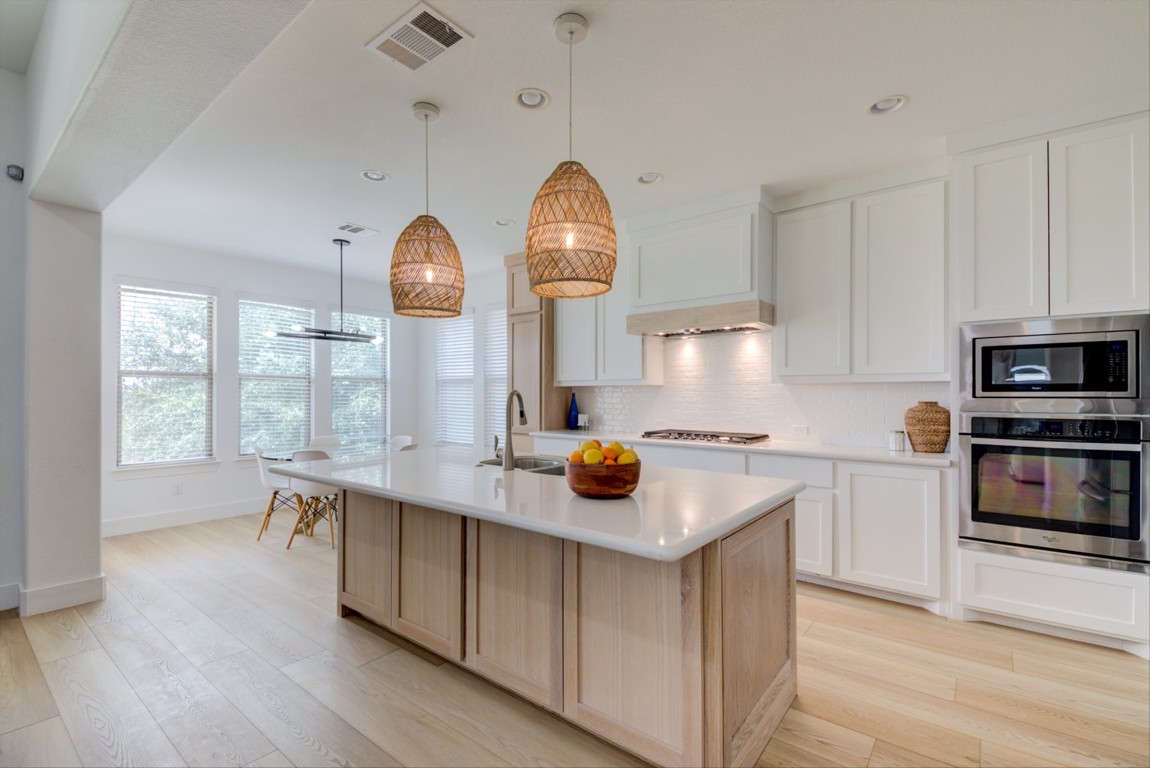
[955,115,1149,321]
[304,452,804,768]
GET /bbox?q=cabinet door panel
[1050,117,1150,315]
[837,463,940,598]
[776,202,852,375]
[392,504,465,659]
[793,489,834,577]
[339,492,394,626]
[956,141,1050,321]
[509,313,542,437]
[508,260,542,315]
[554,297,598,384]
[852,182,946,375]
[467,520,563,710]
[631,213,754,308]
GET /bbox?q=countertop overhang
[271,447,804,561]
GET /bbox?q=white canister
[888,429,906,452]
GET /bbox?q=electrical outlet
[173,483,183,495]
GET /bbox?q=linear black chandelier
[273,238,382,344]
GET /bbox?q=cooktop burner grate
[640,429,770,444]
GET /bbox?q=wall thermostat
[6,165,23,182]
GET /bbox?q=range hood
[626,299,774,337]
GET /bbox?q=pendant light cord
[424,114,430,215]
[568,29,573,161]
[338,240,345,332]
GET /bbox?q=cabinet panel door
[1050,117,1150,315]
[392,504,465,659]
[956,141,1050,321]
[508,260,542,315]
[775,201,852,375]
[793,489,834,577]
[837,463,941,598]
[554,297,598,384]
[339,491,394,627]
[466,519,563,710]
[852,181,946,375]
[631,213,754,308]
[509,313,542,437]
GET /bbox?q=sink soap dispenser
[567,392,579,431]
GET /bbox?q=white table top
[271,447,804,561]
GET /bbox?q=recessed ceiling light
[637,172,663,185]
[361,169,388,182]
[494,218,515,227]
[868,95,908,115]
[515,88,550,109]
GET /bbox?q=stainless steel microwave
[960,314,1149,416]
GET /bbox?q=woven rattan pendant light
[390,102,464,317]
[525,12,616,299]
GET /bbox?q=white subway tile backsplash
[575,332,949,448]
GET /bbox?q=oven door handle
[970,437,1143,452]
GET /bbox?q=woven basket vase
[904,401,950,453]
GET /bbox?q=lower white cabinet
[960,548,1149,642]
[747,454,835,577]
[836,462,942,599]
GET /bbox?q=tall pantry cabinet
[505,253,571,454]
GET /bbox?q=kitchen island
[272,447,804,767]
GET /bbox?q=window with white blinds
[435,314,474,446]
[482,308,508,450]
[239,300,313,456]
[118,286,216,466]
[331,311,389,458]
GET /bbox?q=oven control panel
[970,417,1141,443]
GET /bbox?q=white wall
[575,331,950,449]
[24,199,104,613]
[0,68,28,610]
[100,234,422,534]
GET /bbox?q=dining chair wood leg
[256,492,277,541]
[287,493,310,550]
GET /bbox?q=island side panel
[563,541,704,767]
[392,503,466,660]
[705,499,797,767]
[465,518,564,711]
[339,491,394,627]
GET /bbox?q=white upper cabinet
[775,201,851,376]
[775,179,947,380]
[852,182,947,376]
[1049,118,1149,316]
[956,115,1149,321]
[554,242,663,386]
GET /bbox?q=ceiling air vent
[336,222,379,238]
[366,2,472,72]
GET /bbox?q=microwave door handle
[970,437,1143,452]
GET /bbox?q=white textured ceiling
[91,0,1150,282]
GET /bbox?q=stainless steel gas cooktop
[640,429,770,445]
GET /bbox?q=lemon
[583,448,604,465]
[580,440,599,453]
[617,450,638,465]
[607,441,625,456]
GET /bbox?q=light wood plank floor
[1,511,1147,767]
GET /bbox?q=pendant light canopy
[390,102,465,318]
[525,12,616,299]
[272,238,382,343]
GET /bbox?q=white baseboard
[20,574,105,615]
[959,605,1150,660]
[797,572,946,617]
[0,582,20,611]
[102,497,266,537]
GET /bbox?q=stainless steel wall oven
[959,314,1149,568]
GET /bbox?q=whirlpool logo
[1042,535,1061,543]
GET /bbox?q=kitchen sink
[477,455,566,473]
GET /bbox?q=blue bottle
[567,392,579,430]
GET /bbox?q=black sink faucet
[504,389,526,471]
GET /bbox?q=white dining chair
[287,449,338,549]
[308,434,342,455]
[390,435,413,451]
[399,443,418,451]
[254,447,295,541]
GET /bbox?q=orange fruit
[604,458,616,465]
[568,450,584,463]
[593,439,603,448]
[602,446,618,461]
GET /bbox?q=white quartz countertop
[271,447,804,561]
[531,430,954,467]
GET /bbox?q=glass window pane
[118,375,212,464]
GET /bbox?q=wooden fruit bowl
[565,460,641,499]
